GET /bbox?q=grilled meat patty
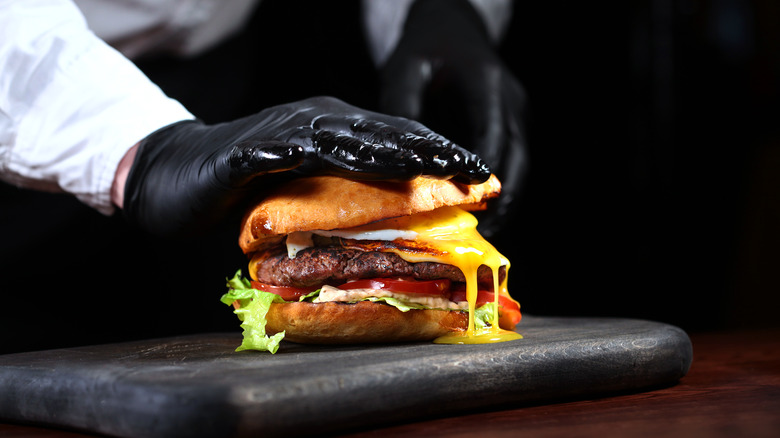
[252,245,506,288]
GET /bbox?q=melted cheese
[371,206,521,344]
[286,231,314,258]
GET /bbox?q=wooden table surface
[2,328,778,438]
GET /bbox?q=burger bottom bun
[265,301,468,344]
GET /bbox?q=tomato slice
[250,281,317,301]
[339,277,451,297]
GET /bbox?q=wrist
[111,143,139,209]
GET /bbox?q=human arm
[0,0,195,215]
[3,1,490,240]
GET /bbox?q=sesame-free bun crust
[239,175,501,253]
[265,301,468,344]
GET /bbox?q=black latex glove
[124,96,490,237]
[379,0,528,237]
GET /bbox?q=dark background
[2,0,779,353]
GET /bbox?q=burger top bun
[239,174,502,254]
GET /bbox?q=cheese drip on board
[326,206,521,344]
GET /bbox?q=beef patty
[252,245,506,288]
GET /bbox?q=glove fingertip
[452,156,492,185]
[228,141,304,186]
[262,141,306,172]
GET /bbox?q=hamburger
[221,175,522,353]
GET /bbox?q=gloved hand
[379,0,528,237]
[123,96,490,237]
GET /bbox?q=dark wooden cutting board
[0,316,692,437]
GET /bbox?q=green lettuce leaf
[221,271,286,353]
[474,302,498,329]
[298,289,321,302]
[363,296,427,312]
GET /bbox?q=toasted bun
[239,175,501,254]
[264,301,467,344]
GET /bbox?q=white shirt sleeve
[361,0,514,66]
[0,0,195,215]
[72,0,261,59]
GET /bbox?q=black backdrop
[2,1,779,353]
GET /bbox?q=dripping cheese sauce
[270,206,522,344]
